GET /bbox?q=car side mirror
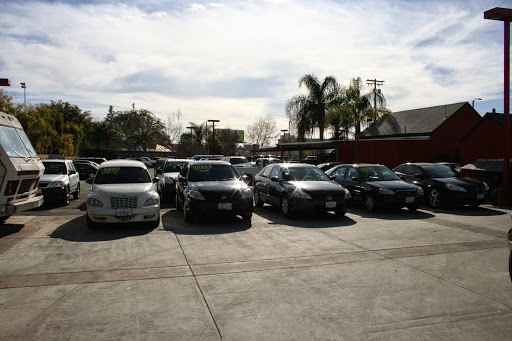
[153,177,159,183]
[330,176,336,181]
[271,176,280,182]
[413,173,424,180]
[86,178,93,184]
[351,177,362,183]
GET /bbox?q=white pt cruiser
[86,160,160,229]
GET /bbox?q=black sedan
[325,164,424,212]
[393,163,489,208]
[176,161,253,223]
[73,160,99,180]
[252,163,350,217]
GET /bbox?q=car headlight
[292,189,312,199]
[241,188,252,199]
[483,182,489,191]
[48,181,66,188]
[417,187,424,194]
[145,196,160,206]
[87,198,103,207]
[165,176,175,184]
[379,188,395,195]
[187,189,205,200]
[446,183,466,192]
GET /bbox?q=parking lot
[1,182,512,340]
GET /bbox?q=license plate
[117,208,132,217]
[218,203,232,210]
[477,194,484,200]
[325,201,336,208]
[406,197,415,203]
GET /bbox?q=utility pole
[366,79,384,121]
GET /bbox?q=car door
[67,161,80,192]
[177,165,189,205]
[343,167,366,202]
[267,165,283,205]
[255,165,274,203]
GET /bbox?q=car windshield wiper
[13,149,29,161]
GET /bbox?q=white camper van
[0,111,44,224]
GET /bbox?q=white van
[0,112,44,224]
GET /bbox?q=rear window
[94,166,151,184]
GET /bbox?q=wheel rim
[429,190,441,207]
[281,197,289,215]
[365,195,375,211]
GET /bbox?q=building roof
[461,159,512,173]
[360,102,467,138]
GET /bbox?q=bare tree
[166,109,183,145]
[246,115,279,148]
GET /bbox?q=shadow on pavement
[162,210,252,235]
[420,204,508,217]
[0,223,25,238]
[50,215,157,242]
[253,205,357,228]
[347,206,436,220]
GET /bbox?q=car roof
[334,163,384,167]
[164,158,189,162]
[272,163,316,168]
[99,159,146,168]
[43,159,68,163]
[191,160,231,166]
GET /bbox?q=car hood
[289,181,345,192]
[40,174,68,183]
[367,180,419,190]
[163,172,180,178]
[92,183,155,196]
[190,180,248,192]
[432,177,484,187]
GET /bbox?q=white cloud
[0,0,507,135]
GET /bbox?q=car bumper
[186,198,254,216]
[508,228,512,253]
[87,205,160,224]
[377,194,423,208]
[290,197,350,213]
[443,191,488,205]
[40,187,68,200]
[0,195,44,215]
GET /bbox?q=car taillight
[5,180,19,195]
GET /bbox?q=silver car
[86,160,160,229]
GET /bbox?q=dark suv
[176,161,253,223]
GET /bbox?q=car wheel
[509,250,512,282]
[335,210,346,217]
[176,192,183,211]
[407,205,419,211]
[242,213,252,221]
[73,183,80,200]
[280,195,292,217]
[184,204,194,223]
[0,215,11,224]
[253,189,263,207]
[63,187,70,205]
[364,194,377,212]
[428,189,442,208]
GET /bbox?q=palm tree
[286,74,340,141]
[344,77,389,162]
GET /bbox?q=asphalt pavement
[1,183,511,340]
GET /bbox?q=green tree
[216,129,240,156]
[286,74,340,141]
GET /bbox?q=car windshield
[43,162,67,175]
[359,165,400,181]
[283,167,330,181]
[188,164,239,181]
[421,164,456,178]
[165,161,187,172]
[94,166,151,184]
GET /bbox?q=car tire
[176,192,183,211]
[407,205,419,211]
[149,215,161,228]
[428,189,442,208]
[242,213,252,221]
[280,195,293,217]
[364,194,377,212]
[184,204,194,223]
[335,210,346,216]
[72,183,80,200]
[509,250,512,282]
[253,189,264,207]
[64,187,70,205]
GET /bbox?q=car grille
[110,196,138,208]
[394,190,417,197]
[466,186,485,194]
[38,182,49,188]
[18,179,38,194]
[310,193,346,201]
[203,190,241,201]
[115,216,134,222]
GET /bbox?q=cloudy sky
[1,0,511,136]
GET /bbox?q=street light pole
[208,120,219,157]
[485,7,512,205]
[472,98,482,107]
[186,126,195,158]
[20,82,26,113]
